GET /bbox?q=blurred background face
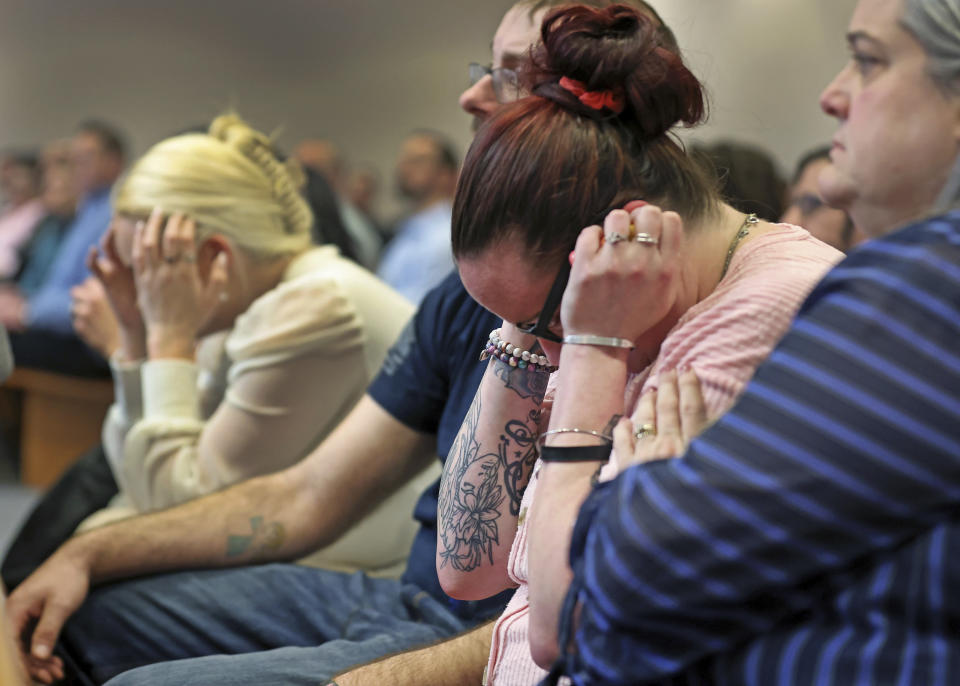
[347,167,380,214]
[395,135,449,203]
[0,161,39,206]
[40,143,77,215]
[71,131,121,195]
[782,156,853,251]
[294,139,345,191]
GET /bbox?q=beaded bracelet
[480,328,558,373]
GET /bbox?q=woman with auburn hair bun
[54,115,424,574]
[436,4,844,684]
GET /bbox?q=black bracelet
[539,444,611,463]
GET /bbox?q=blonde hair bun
[114,113,313,258]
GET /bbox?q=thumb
[30,600,72,660]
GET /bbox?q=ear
[197,236,233,284]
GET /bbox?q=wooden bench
[4,368,113,488]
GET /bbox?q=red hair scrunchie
[558,76,625,114]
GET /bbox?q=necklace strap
[720,213,758,280]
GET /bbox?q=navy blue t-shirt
[367,269,512,621]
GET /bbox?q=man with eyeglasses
[9,2,670,685]
[782,146,859,252]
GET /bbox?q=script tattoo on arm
[437,358,545,572]
[225,516,286,560]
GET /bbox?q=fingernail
[34,644,51,659]
[568,250,576,265]
[623,200,648,213]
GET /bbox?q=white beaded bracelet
[480,328,558,372]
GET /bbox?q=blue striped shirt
[554,213,960,685]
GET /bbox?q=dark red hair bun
[524,3,705,140]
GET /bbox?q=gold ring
[634,423,656,439]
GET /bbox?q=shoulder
[730,223,844,280]
[801,213,960,325]
[375,269,496,386]
[226,248,372,361]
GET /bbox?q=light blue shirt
[27,187,112,334]
[377,201,453,305]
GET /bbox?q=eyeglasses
[515,259,570,344]
[468,63,522,104]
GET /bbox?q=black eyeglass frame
[515,259,571,344]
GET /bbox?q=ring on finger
[182,253,196,263]
[633,233,658,246]
[634,423,657,439]
[164,255,180,264]
[606,232,628,245]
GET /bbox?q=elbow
[437,557,508,601]
[437,561,483,600]
[529,619,560,669]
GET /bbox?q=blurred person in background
[0,121,125,377]
[692,139,787,221]
[782,145,859,251]
[302,166,362,263]
[0,153,45,280]
[347,164,385,236]
[15,142,79,296]
[295,138,382,268]
[377,131,459,304]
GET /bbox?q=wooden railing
[4,368,113,488]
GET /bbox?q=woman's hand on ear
[132,208,229,360]
[560,204,684,345]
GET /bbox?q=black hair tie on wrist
[539,445,612,463]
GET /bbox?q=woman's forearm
[527,342,630,666]
[437,326,548,599]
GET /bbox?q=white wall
[0,0,856,216]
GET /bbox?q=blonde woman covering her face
[76,116,423,576]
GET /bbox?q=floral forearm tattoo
[437,359,545,572]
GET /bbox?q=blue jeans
[60,564,476,685]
